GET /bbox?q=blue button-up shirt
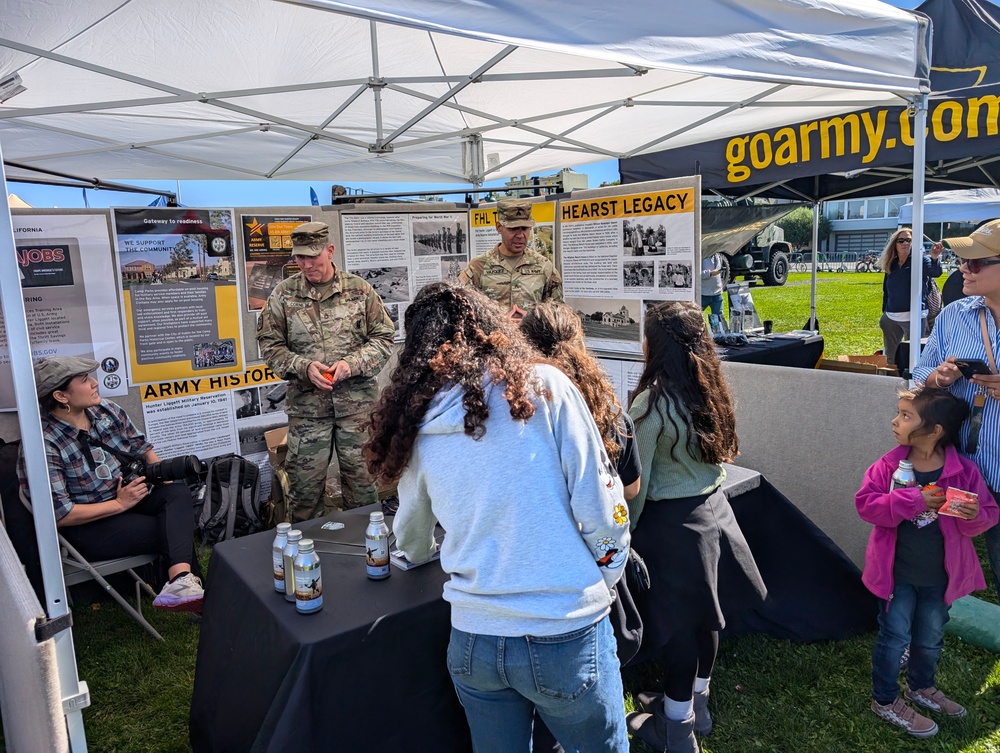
[913,296,999,490]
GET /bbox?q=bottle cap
[276,522,292,533]
[369,511,385,523]
[899,460,914,469]
[298,539,314,551]
[287,529,303,541]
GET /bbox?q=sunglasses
[895,238,912,244]
[961,257,1000,274]
[89,446,114,481]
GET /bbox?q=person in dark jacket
[879,228,943,366]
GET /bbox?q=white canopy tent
[0,1,931,749]
[899,188,1000,226]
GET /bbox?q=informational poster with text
[341,212,470,342]
[139,364,287,500]
[112,207,244,384]
[2,213,128,411]
[241,214,310,311]
[561,187,696,354]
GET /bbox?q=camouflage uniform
[459,244,563,313]
[257,266,393,520]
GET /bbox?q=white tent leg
[810,202,819,329]
[0,145,89,752]
[909,95,929,379]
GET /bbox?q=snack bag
[938,487,978,518]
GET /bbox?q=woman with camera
[17,356,203,612]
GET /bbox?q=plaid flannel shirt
[17,400,153,519]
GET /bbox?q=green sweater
[627,389,726,528]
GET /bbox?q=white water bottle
[271,522,292,593]
[365,512,391,580]
[891,459,916,491]
[283,529,303,602]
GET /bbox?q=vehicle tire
[762,251,789,286]
[718,254,731,288]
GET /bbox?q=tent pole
[0,143,89,750]
[909,94,929,379]
[810,202,819,329]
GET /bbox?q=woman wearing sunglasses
[914,219,1000,599]
[16,356,204,612]
[878,228,944,368]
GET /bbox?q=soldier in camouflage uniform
[459,198,562,323]
[257,221,394,521]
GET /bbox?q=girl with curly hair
[625,301,766,753]
[364,282,631,753]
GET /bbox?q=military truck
[702,203,802,287]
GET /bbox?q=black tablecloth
[719,335,824,369]
[189,477,874,753]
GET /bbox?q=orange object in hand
[321,372,334,382]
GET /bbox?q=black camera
[120,455,205,486]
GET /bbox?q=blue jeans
[871,583,950,705]
[701,294,723,317]
[447,616,628,753]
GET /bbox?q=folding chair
[20,488,164,641]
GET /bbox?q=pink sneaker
[904,686,967,718]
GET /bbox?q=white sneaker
[153,572,204,613]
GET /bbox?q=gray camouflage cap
[496,199,536,229]
[34,356,99,398]
[290,221,331,257]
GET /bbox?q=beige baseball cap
[290,221,331,257]
[34,356,99,398]
[944,219,1000,259]
[496,199,536,229]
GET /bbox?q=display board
[1,212,127,411]
[241,214,312,311]
[139,365,287,501]
[559,182,699,354]
[340,210,471,342]
[111,208,245,385]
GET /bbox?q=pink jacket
[856,445,999,606]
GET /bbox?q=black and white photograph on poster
[569,297,641,344]
[623,220,667,256]
[384,302,400,335]
[193,338,237,369]
[3,213,129,411]
[440,255,466,283]
[356,266,409,303]
[234,387,261,419]
[412,217,468,256]
[260,382,287,414]
[623,261,654,289]
[659,262,692,289]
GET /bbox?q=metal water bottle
[366,511,391,580]
[891,459,917,491]
[272,522,292,593]
[283,529,303,602]
[293,539,323,614]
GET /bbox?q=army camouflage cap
[290,221,331,257]
[496,199,536,229]
[34,356,99,398]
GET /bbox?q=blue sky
[6,0,923,210]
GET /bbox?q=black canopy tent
[621,0,1000,204]
[621,0,1000,365]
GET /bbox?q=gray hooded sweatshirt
[394,363,630,637]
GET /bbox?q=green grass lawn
[731,271,887,359]
[4,271,998,752]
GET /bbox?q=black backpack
[197,454,263,548]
